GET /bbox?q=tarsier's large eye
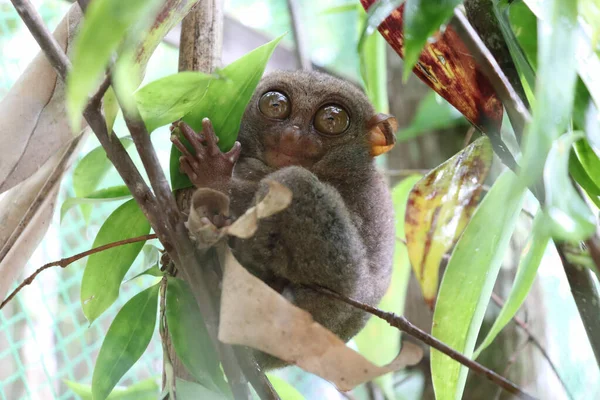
[314,105,350,135]
[259,91,291,119]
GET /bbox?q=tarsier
[171,70,397,369]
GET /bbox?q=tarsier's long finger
[170,135,194,159]
[180,157,199,182]
[225,141,242,163]
[202,118,221,156]
[178,121,206,157]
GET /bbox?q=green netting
[0,2,162,399]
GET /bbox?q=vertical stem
[286,0,312,70]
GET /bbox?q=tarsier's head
[238,70,397,174]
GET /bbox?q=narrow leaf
[166,277,229,396]
[60,185,131,222]
[431,171,526,400]
[92,284,159,400]
[170,35,284,190]
[406,137,493,307]
[73,138,133,221]
[519,0,580,185]
[81,199,151,323]
[66,0,163,129]
[544,133,597,241]
[474,210,550,357]
[65,378,158,400]
[355,175,422,398]
[135,72,216,132]
[403,0,464,80]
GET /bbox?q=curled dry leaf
[186,181,293,246]
[359,1,511,163]
[0,4,83,194]
[218,247,423,391]
[405,137,493,308]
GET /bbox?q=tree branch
[286,0,312,71]
[0,233,158,310]
[310,285,537,400]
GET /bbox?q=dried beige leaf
[0,4,84,194]
[218,248,423,391]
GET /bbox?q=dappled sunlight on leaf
[405,137,493,307]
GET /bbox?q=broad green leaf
[125,265,163,283]
[520,0,579,187]
[125,245,162,283]
[406,137,493,307]
[170,35,284,190]
[60,185,131,222]
[92,284,159,400]
[175,379,230,400]
[166,277,230,396]
[508,1,538,70]
[355,175,422,399]
[81,199,151,323]
[65,378,158,400]
[431,171,526,400]
[580,0,600,47]
[135,72,216,132]
[66,0,163,130]
[397,92,466,142]
[73,138,133,222]
[267,375,305,400]
[544,133,596,241]
[403,0,464,80]
[474,210,550,358]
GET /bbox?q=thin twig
[0,233,158,310]
[310,286,537,400]
[160,275,177,400]
[492,339,531,400]
[490,293,573,400]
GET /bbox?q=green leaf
[65,378,158,400]
[72,139,133,222]
[61,185,132,222]
[81,199,151,323]
[321,3,360,15]
[166,277,230,396]
[544,132,596,241]
[403,0,463,81]
[175,379,231,400]
[267,375,305,400]
[574,138,600,190]
[355,175,422,399]
[125,265,163,283]
[170,34,284,190]
[92,284,159,400]
[520,0,579,187]
[360,30,389,114]
[66,0,163,130]
[104,88,120,132]
[473,210,550,358]
[431,171,526,400]
[570,151,600,208]
[135,72,216,132]
[397,92,466,142]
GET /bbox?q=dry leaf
[0,4,83,194]
[405,137,493,307]
[218,247,423,391]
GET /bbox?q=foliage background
[0,0,599,399]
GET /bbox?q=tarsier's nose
[280,125,303,146]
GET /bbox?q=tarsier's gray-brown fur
[178,70,395,369]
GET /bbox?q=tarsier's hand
[170,118,241,193]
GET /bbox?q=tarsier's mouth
[264,148,317,169]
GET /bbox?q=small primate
[171,70,397,369]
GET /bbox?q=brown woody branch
[10,1,252,398]
[310,285,537,400]
[0,233,158,310]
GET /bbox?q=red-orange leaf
[405,137,493,308]
[360,1,504,137]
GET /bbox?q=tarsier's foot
[170,118,241,193]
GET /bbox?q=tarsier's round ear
[367,113,397,157]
